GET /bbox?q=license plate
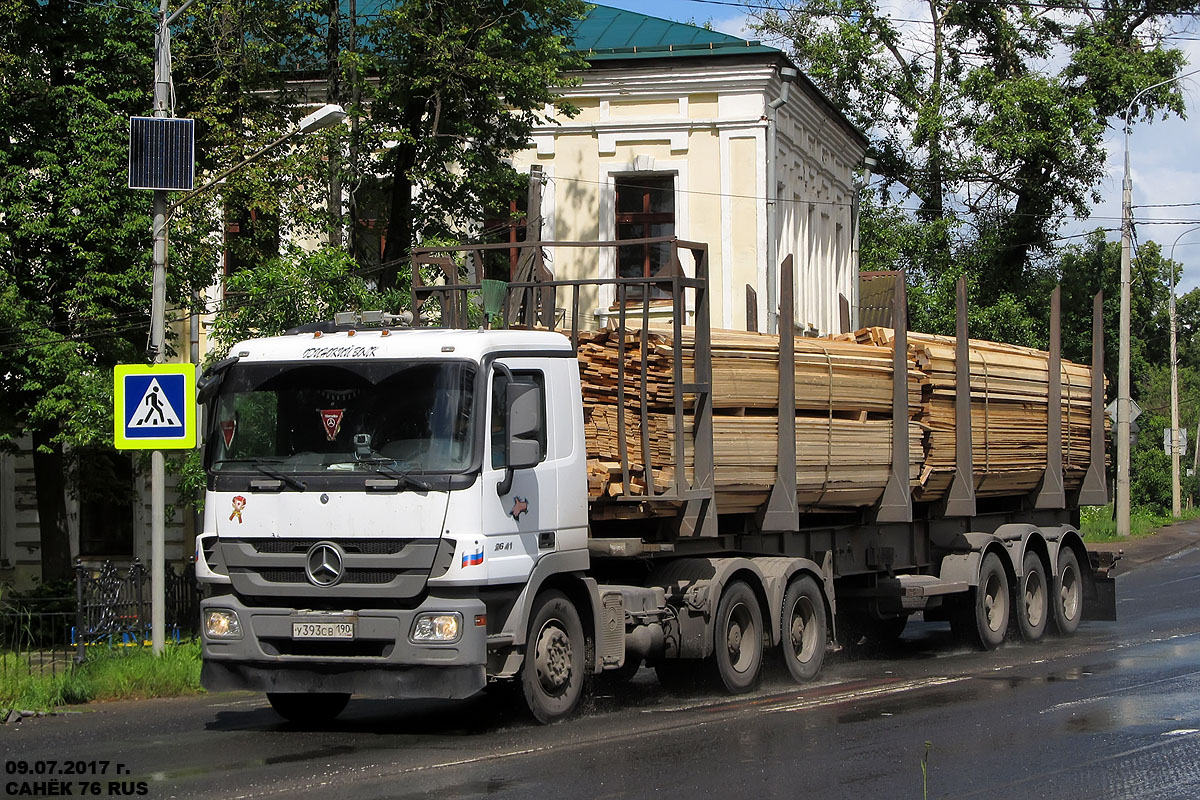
[292,621,355,639]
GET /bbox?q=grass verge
[0,639,202,712]
[1080,504,1200,542]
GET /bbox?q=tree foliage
[756,0,1196,340]
[360,0,586,288]
[205,245,384,356]
[0,0,158,579]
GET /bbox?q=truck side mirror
[505,381,543,470]
[197,356,238,404]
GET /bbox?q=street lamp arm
[163,128,298,219]
[158,104,346,227]
[1123,66,1200,141]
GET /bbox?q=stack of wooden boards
[574,324,1096,514]
[849,328,1095,501]
[577,327,925,512]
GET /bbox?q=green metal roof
[570,5,781,61]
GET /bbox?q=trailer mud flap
[1083,550,1119,622]
[1083,575,1117,621]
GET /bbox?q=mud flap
[1083,551,1119,622]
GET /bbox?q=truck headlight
[411,613,461,643]
[205,609,242,638]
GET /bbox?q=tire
[780,576,827,683]
[266,692,350,725]
[713,580,764,694]
[1052,546,1083,636]
[1017,551,1049,642]
[956,552,1009,650]
[521,590,587,724]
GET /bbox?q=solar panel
[128,117,195,191]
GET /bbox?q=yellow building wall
[516,91,768,331]
[730,136,759,331]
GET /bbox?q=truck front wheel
[780,576,826,683]
[266,692,350,725]
[522,590,586,724]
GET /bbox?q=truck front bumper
[200,593,488,699]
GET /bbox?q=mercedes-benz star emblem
[305,541,345,587]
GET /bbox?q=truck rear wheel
[1017,551,1048,642]
[780,576,826,683]
[954,552,1009,650]
[714,580,763,693]
[266,692,349,725]
[1052,547,1083,636]
[521,590,586,724]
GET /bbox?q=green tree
[360,0,587,289]
[205,245,382,356]
[167,0,333,304]
[0,0,155,581]
[756,0,1195,329]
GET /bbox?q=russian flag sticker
[461,543,484,568]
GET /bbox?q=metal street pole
[1118,67,1200,538]
[1119,141,1132,537]
[1170,224,1200,516]
[1170,253,1180,518]
[149,0,172,656]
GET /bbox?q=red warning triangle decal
[219,419,236,449]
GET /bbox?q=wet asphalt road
[6,540,1200,800]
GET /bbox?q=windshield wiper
[215,458,307,491]
[368,461,433,492]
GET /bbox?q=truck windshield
[208,361,476,474]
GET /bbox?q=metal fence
[0,560,200,677]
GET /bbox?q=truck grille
[220,538,445,600]
[252,539,406,555]
[258,568,397,585]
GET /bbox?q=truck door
[480,359,557,583]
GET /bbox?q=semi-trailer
[196,239,1116,724]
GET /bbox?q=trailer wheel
[266,692,349,725]
[1017,551,1048,642]
[521,590,586,724]
[956,552,1009,650]
[1052,547,1083,636]
[713,580,764,693]
[780,576,826,683]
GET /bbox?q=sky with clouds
[597,0,1200,293]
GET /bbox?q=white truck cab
[198,325,590,720]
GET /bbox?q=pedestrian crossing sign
[113,364,196,450]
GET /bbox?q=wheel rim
[1025,569,1045,629]
[982,571,1005,633]
[533,619,573,695]
[1060,562,1080,622]
[725,600,756,673]
[788,596,818,664]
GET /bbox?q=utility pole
[148,0,174,656]
[1169,224,1200,517]
[1118,142,1132,537]
[1118,66,1200,538]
